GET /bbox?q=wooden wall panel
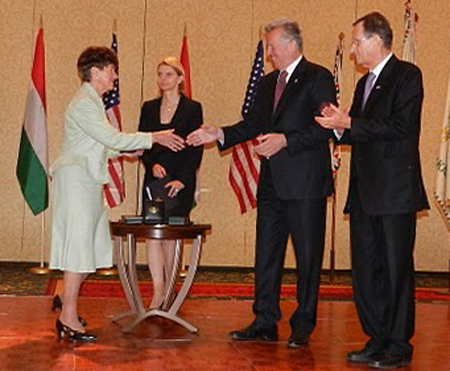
[0,0,448,271]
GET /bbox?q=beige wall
[1,0,449,271]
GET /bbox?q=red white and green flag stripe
[16,27,48,216]
[180,26,200,207]
[180,25,192,99]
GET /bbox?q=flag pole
[29,15,50,275]
[30,211,50,274]
[329,181,337,284]
[97,18,121,276]
[179,23,190,278]
[328,31,345,284]
[136,0,149,215]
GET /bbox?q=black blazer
[138,95,203,213]
[342,55,429,215]
[220,58,336,200]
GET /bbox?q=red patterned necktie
[273,70,287,113]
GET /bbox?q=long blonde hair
[157,57,185,95]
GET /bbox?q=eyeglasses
[351,36,371,46]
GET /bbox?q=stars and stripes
[228,40,264,214]
[103,31,125,208]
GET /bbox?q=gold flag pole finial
[113,18,117,33]
[339,32,345,41]
[39,14,43,29]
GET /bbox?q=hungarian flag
[180,25,192,98]
[16,26,48,216]
[180,25,200,206]
[228,40,264,214]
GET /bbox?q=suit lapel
[171,94,186,126]
[157,95,186,126]
[362,55,398,115]
[266,72,278,112]
[155,97,163,123]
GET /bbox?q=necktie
[362,72,376,110]
[273,70,287,113]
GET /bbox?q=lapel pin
[375,85,381,90]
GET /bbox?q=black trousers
[252,166,327,334]
[350,196,416,357]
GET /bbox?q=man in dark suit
[316,12,428,369]
[187,19,336,348]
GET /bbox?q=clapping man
[316,12,428,369]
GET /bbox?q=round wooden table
[110,222,211,333]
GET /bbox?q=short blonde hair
[157,57,185,94]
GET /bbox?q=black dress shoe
[52,295,88,326]
[230,323,278,341]
[368,352,411,369]
[287,331,309,348]
[347,347,384,363]
[56,319,97,343]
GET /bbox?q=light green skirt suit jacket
[50,82,153,273]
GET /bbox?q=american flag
[228,40,264,214]
[330,34,344,178]
[103,31,125,208]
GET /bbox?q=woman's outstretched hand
[152,129,185,151]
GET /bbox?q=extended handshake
[47,10,427,371]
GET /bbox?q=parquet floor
[0,297,449,370]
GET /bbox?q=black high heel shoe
[55,319,97,342]
[52,295,88,326]
[51,295,63,311]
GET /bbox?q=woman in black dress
[139,57,203,308]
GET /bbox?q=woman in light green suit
[50,46,184,342]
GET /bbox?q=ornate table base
[110,223,211,333]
